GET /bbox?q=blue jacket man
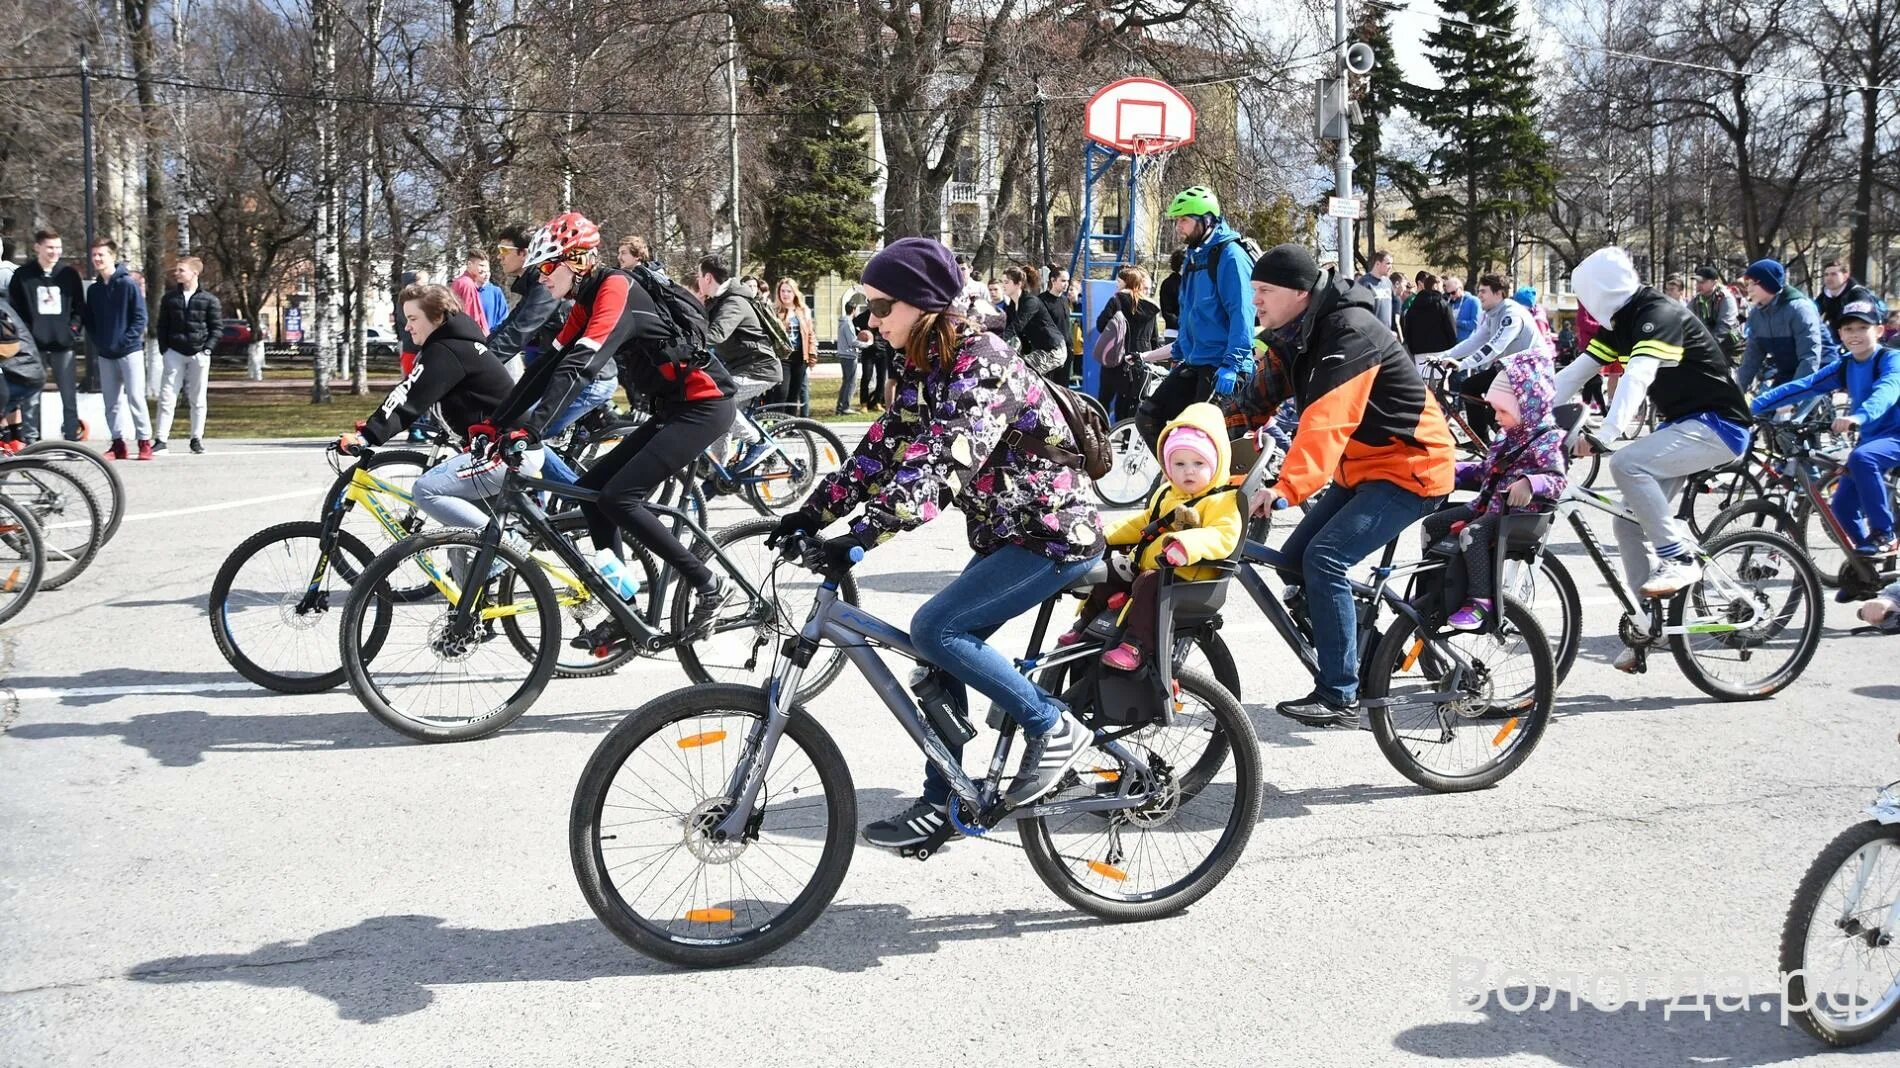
[1735,258,1824,394]
[1446,278,1482,341]
[1752,296,1900,551]
[1135,184,1255,448]
[81,242,153,456]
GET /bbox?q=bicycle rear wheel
[1502,553,1581,687]
[502,513,661,679]
[1669,527,1823,701]
[673,517,857,701]
[339,528,560,742]
[1020,667,1261,921]
[1364,598,1554,793]
[0,496,44,626]
[0,458,102,589]
[17,441,124,546]
[1093,417,1161,509]
[209,520,387,694]
[570,684,856,967]
[1678,462,1764,541]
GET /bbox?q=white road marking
[123,490,316,522]
[9,681,264,701]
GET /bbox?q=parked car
[364,326,399,356]
[212,319,255,357]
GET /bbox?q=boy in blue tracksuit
[1134,185,1255,450]
[1752,297,1900,556]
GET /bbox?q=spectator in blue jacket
[1133,184,1255,449]
[81,238,152,460]
[1444,274,1482,342]
[1735,258,1825,395]
[1752,297,1900,556]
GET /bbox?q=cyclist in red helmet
[493,212,737,645]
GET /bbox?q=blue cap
[1743,259,1786,294]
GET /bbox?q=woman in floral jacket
[773,237,1105,849]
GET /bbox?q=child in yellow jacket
[1058,402,1244,670]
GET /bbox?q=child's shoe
[1101,642,1144,671]
[1446,598,1492,632]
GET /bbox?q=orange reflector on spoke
[1,567,17,592]
[685,908,734,923]
[1490,717,1520,747]
[1401,639,1425,672]
[676,730,727,749]
[1087,861,1127,882]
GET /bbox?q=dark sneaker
[731,440,775,473]
[1003,710,1092,807]
[686,575,730,637]
[189,438,205,454]
[151,439,168,454]
[567,619,628,656]
[862,799,960,849]
[1275,691,1360,729]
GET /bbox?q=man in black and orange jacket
[1244,244,1456,726]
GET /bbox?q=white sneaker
[1640,556,1702,598]
[1004,710,1093,807]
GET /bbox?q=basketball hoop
[1129,133,1185,158]
[1085,78,1197,156]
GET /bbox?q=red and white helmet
[522,211,601,270]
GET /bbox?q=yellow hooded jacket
[1101,402,1244,581]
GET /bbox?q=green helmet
[1166,185,1221,219]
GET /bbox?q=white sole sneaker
[1004,712,1093,808]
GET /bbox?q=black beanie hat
[861,237,964,313]
[1252,243,1321,291]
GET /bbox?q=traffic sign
[1327,196,1363,219]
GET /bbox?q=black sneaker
[567,619,626,654]
[189,438,204,454]
[687,575,730,637]
[1275,691,1360,729]
[862,799,959,849]
[151,439,168,453]
[1003,710,1093,807]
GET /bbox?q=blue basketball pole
[1066,142,1150,401]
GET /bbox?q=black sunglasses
[866,297,897,318]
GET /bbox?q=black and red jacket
[1270,273,1456,505]
[541,268,731,415]
[360,313,513,446]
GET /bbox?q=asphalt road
[2,438,1896,1067]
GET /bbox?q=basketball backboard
[1084,78,1196,156]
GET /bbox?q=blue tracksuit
[1755,346,1900,538]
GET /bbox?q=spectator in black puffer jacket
[154,256,222,454]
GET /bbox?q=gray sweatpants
[413,448,544,529]
[156,348,210,441]
[1607,419,1743,590]
[98,352,152,443]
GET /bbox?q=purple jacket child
[1454,345,1568,514]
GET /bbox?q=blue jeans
[1276,480,1443,705]
[1835,435,1900,539]
[910,545,1101,805]
[540,377,617,486]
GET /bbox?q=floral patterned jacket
[806,324,1105,563]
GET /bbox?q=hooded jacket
[1097,291,1162,356]
[1401,288,1458,356]
[1562,247,1751,434]
[1174,219,1256,372]
[703,284,783,384]
[82,263,147,356]
[6,260,83,352]
[1739,287,1824,389]
[1271,271,1456,506]
[1753,346,1900,441]
[0,299,45,384]
[548,267,732,408]
[360,313,513,446]
[1102,402,1243,581]
[1454,346,1567,516]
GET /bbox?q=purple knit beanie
[861,237,964,313]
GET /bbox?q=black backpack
[628,264,709,353]
[1006,376,1113,481]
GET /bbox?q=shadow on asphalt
[127,902,1100,1022]
[1392,985,1899,1064]
[1857,684,1900,702]
[3,669,251,706]
[4,706,635,766]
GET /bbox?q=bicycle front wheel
[744,417,846,515]
[570,684,856,967]
[1669,527,1823,701]
[340,528,561,742]
[0,457,103,589]
[209,520,386,694]
[1093,418,1161,509]
[17,441,124,546]
[1364,598,1554,793]
[324,448,437,600]
[1021,667,1261,921]
[1780,820,1900,1047]
[0,496,45,626]
[673,518,858,701]
[1503,553,1582,687]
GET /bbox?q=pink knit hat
[1162,425,1219,471]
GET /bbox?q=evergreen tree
[1389,0,1554,278]
[742,2,877,287]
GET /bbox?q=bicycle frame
[708,573,1161,842]
[1553,482,1761,637]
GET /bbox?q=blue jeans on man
[539,377,617,486]
[910,545,1101,806]
[1272,480,1444,706]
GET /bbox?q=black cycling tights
[578,395,736,589]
